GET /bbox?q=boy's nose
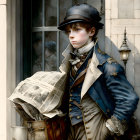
[69,31,75,39]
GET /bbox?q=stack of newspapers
[9,71,67,120]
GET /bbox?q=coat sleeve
[103,61,139,135]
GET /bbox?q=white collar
[77,41,94,55]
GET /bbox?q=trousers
[67,95,113,140]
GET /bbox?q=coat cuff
[106,116,128,136]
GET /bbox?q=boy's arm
[103,61,139,135]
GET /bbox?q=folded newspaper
[9,71,67,120]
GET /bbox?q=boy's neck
[77,40,94,55]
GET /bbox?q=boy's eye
[75,28,81,31]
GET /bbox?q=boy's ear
[89,27,96,37]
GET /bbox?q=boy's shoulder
[96,47,124,76]
[104,57,124,77]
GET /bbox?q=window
[23,0,104,79]
[23,0,73,78]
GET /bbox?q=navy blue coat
[68,42,139,124]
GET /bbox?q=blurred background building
[0,0,140,139]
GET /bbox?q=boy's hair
[64,22,99,41]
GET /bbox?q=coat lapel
[70,67,87,89]
[59,42,105,100]
[81,44,102,99]
[70,57,91,89]
[59,44,72,73]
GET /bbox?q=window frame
[31,0,60,72]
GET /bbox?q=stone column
[0,0,7,140]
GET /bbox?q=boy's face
[65,23,95,49]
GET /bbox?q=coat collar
[81,41,102,99]
[94,42,110,66]
[59,40,109,99]
[81,42,110,99]
[59,43,72,73]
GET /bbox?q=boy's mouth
[71,41,77,44]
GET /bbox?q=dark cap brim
[58,19,88,30]
[58,19,104,30]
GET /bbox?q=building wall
[0,0,7,140]
[0,0,17,140]
[105,0,140,123]
[7,0,18,139]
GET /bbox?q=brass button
[86,127,89,129]
[77,116,80,119]
[84,114,89,117]
[87,131,91,134]
[84,110,86,113]
[84,121,88,124]
[69,108,72,111]
[69,99,72,102]
[70,94,72,97]
[71,89,73,92]
[107,109,110,113]
[69,104,72,107]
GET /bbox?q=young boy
[58,4,139,140]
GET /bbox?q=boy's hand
[101,121,112,140]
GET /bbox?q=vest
[69,47,94,125]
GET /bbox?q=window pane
[45,0,57,26]
[72,0,87,5]
[32,32,42,74]
[45,32,57,71]
[60,32,69,62]
[32,0,42,27]
[59,0,72,25]
[59,0,72,63]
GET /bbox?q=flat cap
[58,4,104,30]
